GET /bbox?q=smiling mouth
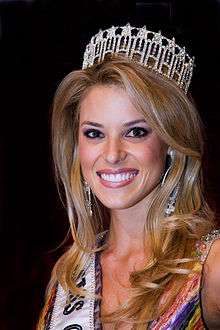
[96,170,139,183]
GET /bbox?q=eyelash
[83,127,149,139]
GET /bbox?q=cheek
[139,141,166,171]
[78,137,97,175]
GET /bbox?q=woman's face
[78,84,167,210]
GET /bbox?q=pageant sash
[49,253,96,330]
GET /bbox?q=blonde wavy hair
[38,56,214,329]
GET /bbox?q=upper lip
[96,168,139,175]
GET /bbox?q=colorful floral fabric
[40,229,220,329]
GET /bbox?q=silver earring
[161,147,178,216]
[83,180,93,216]
[165,184,179,216]
[161,147,174,186]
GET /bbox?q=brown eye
[83,129,104,139]
[126,127,149,138]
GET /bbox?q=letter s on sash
[64,325,82,330]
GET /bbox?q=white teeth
[110,174,114,181]
[99,172,137,182]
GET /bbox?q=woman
[38,24,220,329]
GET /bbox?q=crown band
[82,24,194,93]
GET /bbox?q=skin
[78,84,167,328]
[201,239,220,329]
[78,84,167,213]
[77,84,220,329]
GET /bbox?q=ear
[164,147,174,171]
[167,146,175,161]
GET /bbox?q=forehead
[79,84,145,124]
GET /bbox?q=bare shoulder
[204,238,220,273]
[201,235,220,329]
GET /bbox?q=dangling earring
[161,147,179,216]
[165,184,179,216]
[161,147,174,186]
[83,180,93,216]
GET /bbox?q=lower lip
[97,173,138,188]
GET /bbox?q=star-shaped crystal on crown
[82,24,194,93]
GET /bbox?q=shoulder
[203,237,220,299]
[199,229,220,328]
[204,237,220,274]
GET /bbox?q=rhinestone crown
[82,23,194,93]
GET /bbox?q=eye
[83,129,104,139]
[126,127,150,138]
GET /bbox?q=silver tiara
[82,23,194,93]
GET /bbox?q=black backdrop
[1,1,220,329]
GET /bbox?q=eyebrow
[80,119,147,128]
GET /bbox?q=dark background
[0,0,220,329]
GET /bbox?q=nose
[103,137,127,164]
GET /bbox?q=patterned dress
[39,229,220,330]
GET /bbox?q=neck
[106,188,158,258]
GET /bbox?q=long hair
[38,56,214,329]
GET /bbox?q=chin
[97,195,143,210]
[94,185,157,211]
